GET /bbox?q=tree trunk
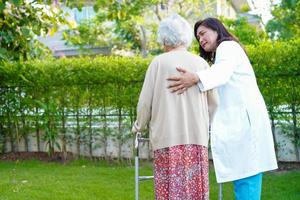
[8,114,15,153]
[0,123,4,153]
[292,105,299,161]
[61,108,67,161]
[270,113,278,159]
[18,89,27,152]
[76,108,81,158]
[102,101,108,160]
[14,121,19,152]
[139,25,148,58]
[155,4,162,21]
[88,95,93,158]
[22,116,29,152]
[118,108,122,161]
[35,107,41,152]
[47,120,55,157]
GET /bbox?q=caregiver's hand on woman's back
[167,67,200,94]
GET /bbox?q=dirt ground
[0,152,75,163]
[0,152,299,172]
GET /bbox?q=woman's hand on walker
[167,67,199,94]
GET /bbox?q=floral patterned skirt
[153,144,209,200]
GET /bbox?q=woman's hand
[167,67,199,94]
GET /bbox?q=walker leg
[135,156,139,200]
[218,183,223,200]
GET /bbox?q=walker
[134,133,223,200]
[135,132,153,200]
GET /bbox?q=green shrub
[0,39,299,157]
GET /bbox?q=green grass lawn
[0,159,299,200]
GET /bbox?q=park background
[0,0,299,199]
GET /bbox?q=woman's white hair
[157,14,193,48]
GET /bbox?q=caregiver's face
[196,25,218,52]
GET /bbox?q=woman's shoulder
[151,51,173,63]
[184,51,210,69]
[152,50,193,61]
[218,40,242,50]
[191,52,209,65]
[216,41,244,58]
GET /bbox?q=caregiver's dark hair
[194,17,240,63]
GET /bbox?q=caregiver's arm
[167,41,238,93]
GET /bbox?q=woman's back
[133,14,215,200]
[138,50,215,150]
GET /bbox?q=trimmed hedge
[0,39,299,106]
[0,39,299,157]
[247,39,300,107]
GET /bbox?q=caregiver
[167,17,278,200]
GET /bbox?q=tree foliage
[222,17,268,45]
[63,0,268,56]
[266,0,300,40]
[0,0,67,61]
[63,0,215,57]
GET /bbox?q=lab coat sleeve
[196,41,239,91]
[207,88,219,125]
[132,59,157,133]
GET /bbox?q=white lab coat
[197,41,278,183]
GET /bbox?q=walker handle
[135,132,141,149]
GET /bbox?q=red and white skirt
[153,144,209,200]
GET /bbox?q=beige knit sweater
[133,49,218,151]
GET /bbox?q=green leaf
[0,48,8,55]
[19,74,30,83]
[0,3,5,12]
[11,0,21,6]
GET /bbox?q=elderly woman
[132,14,218,200]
